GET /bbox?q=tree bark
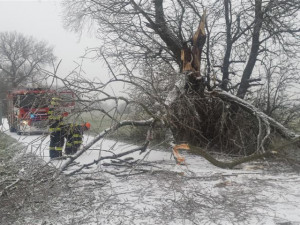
[237,0,263,99]
[190,145,278,169]
[221,0,232,91]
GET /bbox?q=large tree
[58,0,300,172]
[0,31,55,89]
[63,0,300,96]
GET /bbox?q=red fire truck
[7,88,74,135]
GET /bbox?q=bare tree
[62,0,300,95]
[0,31,55,89]
[253,57,300,125]
[58,0,300,172]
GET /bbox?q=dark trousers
[65,145,80,155]
[49,130,65,158]
[65,135,81,155]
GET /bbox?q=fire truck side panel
[7,88,75,135]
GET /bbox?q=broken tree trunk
[181,11,206,95]
[168,10,298,156]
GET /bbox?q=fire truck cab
[7,88,74,135]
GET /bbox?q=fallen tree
[56,0,300,174]
[166,8,298,156]
[210,90,297,140]
[54,78,300,174]
[190,135,300,169]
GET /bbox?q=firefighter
[64,122,91,155]
[48,97,68,159]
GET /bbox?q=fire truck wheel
[9,127,16,132]
[17,126,22,135]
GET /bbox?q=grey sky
[0,0,104,79]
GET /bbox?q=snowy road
[0,119,174,170]
[1,118,300,225]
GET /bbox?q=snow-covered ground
[1,118,300,225]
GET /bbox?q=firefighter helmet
[83,122,91,130]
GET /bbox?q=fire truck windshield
[17,93,51,108]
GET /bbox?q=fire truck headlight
[20,120,28,126]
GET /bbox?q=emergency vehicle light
[20,120,28,126]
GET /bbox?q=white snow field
[1,118,300,225]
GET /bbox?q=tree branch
[56,118,154,176]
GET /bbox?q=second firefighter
[64,122,91,155]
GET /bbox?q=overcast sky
[0,0,105,79]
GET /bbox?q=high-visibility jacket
[65,124,84,147]
[48,106,63,123]
[49,121,65,132]
[48,97,68,130]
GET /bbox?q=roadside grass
[0,132,25,223]
[293,119,300,133]
[0,132,18,154]
[0,132,71,224]
[0,132,20,177]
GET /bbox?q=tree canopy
[62,0,300,98]
[0,31,55,89]
[60,0,300,162]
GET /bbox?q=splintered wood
[172,143,190,164]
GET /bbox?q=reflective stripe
[49,115,62,120]
[49,128,61,132]
[48,111,53,115]
[73,141,82,144]
[66,143,72,147]
[49,147,55,150]
[73,134,81,138]
[50,99,61,105]
[56,147,63,151]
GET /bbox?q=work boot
[50,150,62,159]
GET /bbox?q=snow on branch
[210,90,298,139]
[56,119,154,176]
